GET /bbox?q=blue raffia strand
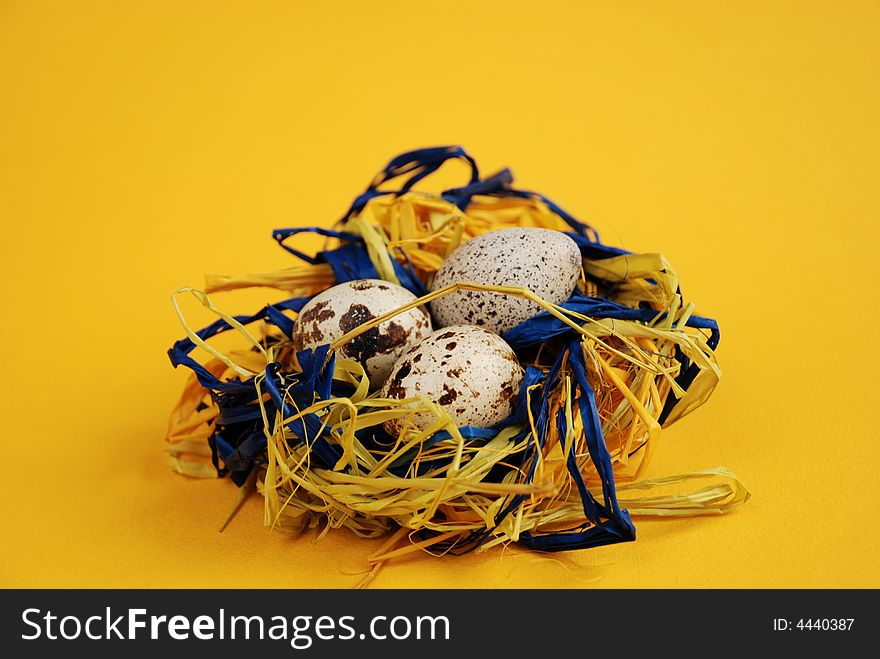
[340,146,480,221]
[167,145,721,553]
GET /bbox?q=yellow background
[1,0,878,588]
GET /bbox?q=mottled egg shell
[431,227,582,334]
[380,325,523,434]
[292,279,432,389]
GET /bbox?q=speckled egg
[380,325,523,433]
[431,227,582,334]
[292,279,432,389]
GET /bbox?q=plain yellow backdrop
[1,0,878,588]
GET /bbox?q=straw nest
[165,150,748,583]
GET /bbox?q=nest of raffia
[165,147,748,585]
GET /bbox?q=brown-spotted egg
[431,227,582,334]
[380,325,523,433]
[291,279,432,389]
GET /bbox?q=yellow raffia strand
[615,468,750,516]
[206,263,335,296]
[171,286,265,378]
[165,189,748,580]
